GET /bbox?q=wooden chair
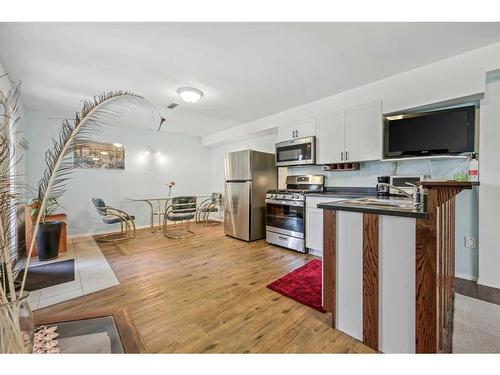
[196,193,222,226]
[92,198,136,242]
[163,196,197,239]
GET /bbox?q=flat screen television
[384,105,476,158]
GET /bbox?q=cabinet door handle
[340,151,344,161]
[345,151,349,160]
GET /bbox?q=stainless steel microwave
[275,136,316,167]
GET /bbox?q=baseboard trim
[477,278,500,289]
[68,224,151,240]
[307,248,323,258]
[68,219,224,240]
[455,273,478,282]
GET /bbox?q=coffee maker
[377,176,390,196]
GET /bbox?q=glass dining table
[126,195,211,233]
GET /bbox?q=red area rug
[267,259,325,313]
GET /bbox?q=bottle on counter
[468,153,479,182]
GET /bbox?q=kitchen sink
[339,197,415,210]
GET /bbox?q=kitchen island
[318,181,479,353]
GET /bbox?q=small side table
[34,308,147,353]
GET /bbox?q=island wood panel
[323,209,336,324]
[415,186,463,353]
[362,213,379,351]
[415,188,438,353]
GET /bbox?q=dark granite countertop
[305,187,378,198]
[317,197,427,219]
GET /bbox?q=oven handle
[265,199,304,207]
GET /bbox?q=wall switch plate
[464,236,477,249]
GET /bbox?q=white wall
[478,69,500,288]
[25,109,212,237]
[209,130,277,194]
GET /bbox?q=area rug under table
[267,259,325,312]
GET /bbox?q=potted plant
[28,197,63,261]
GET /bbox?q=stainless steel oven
[265,198,305,252]
[275,136,316,167]
[265,175,324,253]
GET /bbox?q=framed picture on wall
[73,141,125,169]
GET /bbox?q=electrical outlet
[464,236,477,249]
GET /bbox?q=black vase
[36,221,62,261]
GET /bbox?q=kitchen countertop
[306,192,378,198]
[317,196,427,219]
[305,187,378,198]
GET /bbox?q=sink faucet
[377,182,426,209]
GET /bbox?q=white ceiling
[1,23,500,138]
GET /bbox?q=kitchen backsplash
[288,158,470,187]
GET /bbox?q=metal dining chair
[196,193,222,226]
[163,196,197,239]
[92,198,136,242]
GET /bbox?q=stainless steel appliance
[275,136,316,167]
[389,175,425,196]
[224,150,277,241]
[265,175,324,252]
[377,176,390,196]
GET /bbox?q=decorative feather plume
[20,91,164,294]
[0,79,23,299]
[0,76,28,353]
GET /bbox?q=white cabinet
[316,110,345,164]
[278,117,316,142]
[344,100,383,162]
[306,208,323,255]
[315,100,382,163]
[294,117,316,139]
[305,196,345,256]
[278,123,295,142]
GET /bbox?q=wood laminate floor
[34,224,374,353]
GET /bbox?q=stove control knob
[293,193,300,200]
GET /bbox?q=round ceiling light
[177,87,204,103]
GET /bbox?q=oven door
[265,199,304,239]
[275,137,315,166]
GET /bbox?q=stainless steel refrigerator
[224,150,276,241]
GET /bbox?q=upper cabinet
[315,99,382,164]
[276,100,382,163]
[344,100,383,162]
[278,117,316,142]
[316,110,345,164]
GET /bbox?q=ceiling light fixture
[177,87,203,103]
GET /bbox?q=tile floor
[26,236,119,311]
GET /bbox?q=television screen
[385,105,475,158]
